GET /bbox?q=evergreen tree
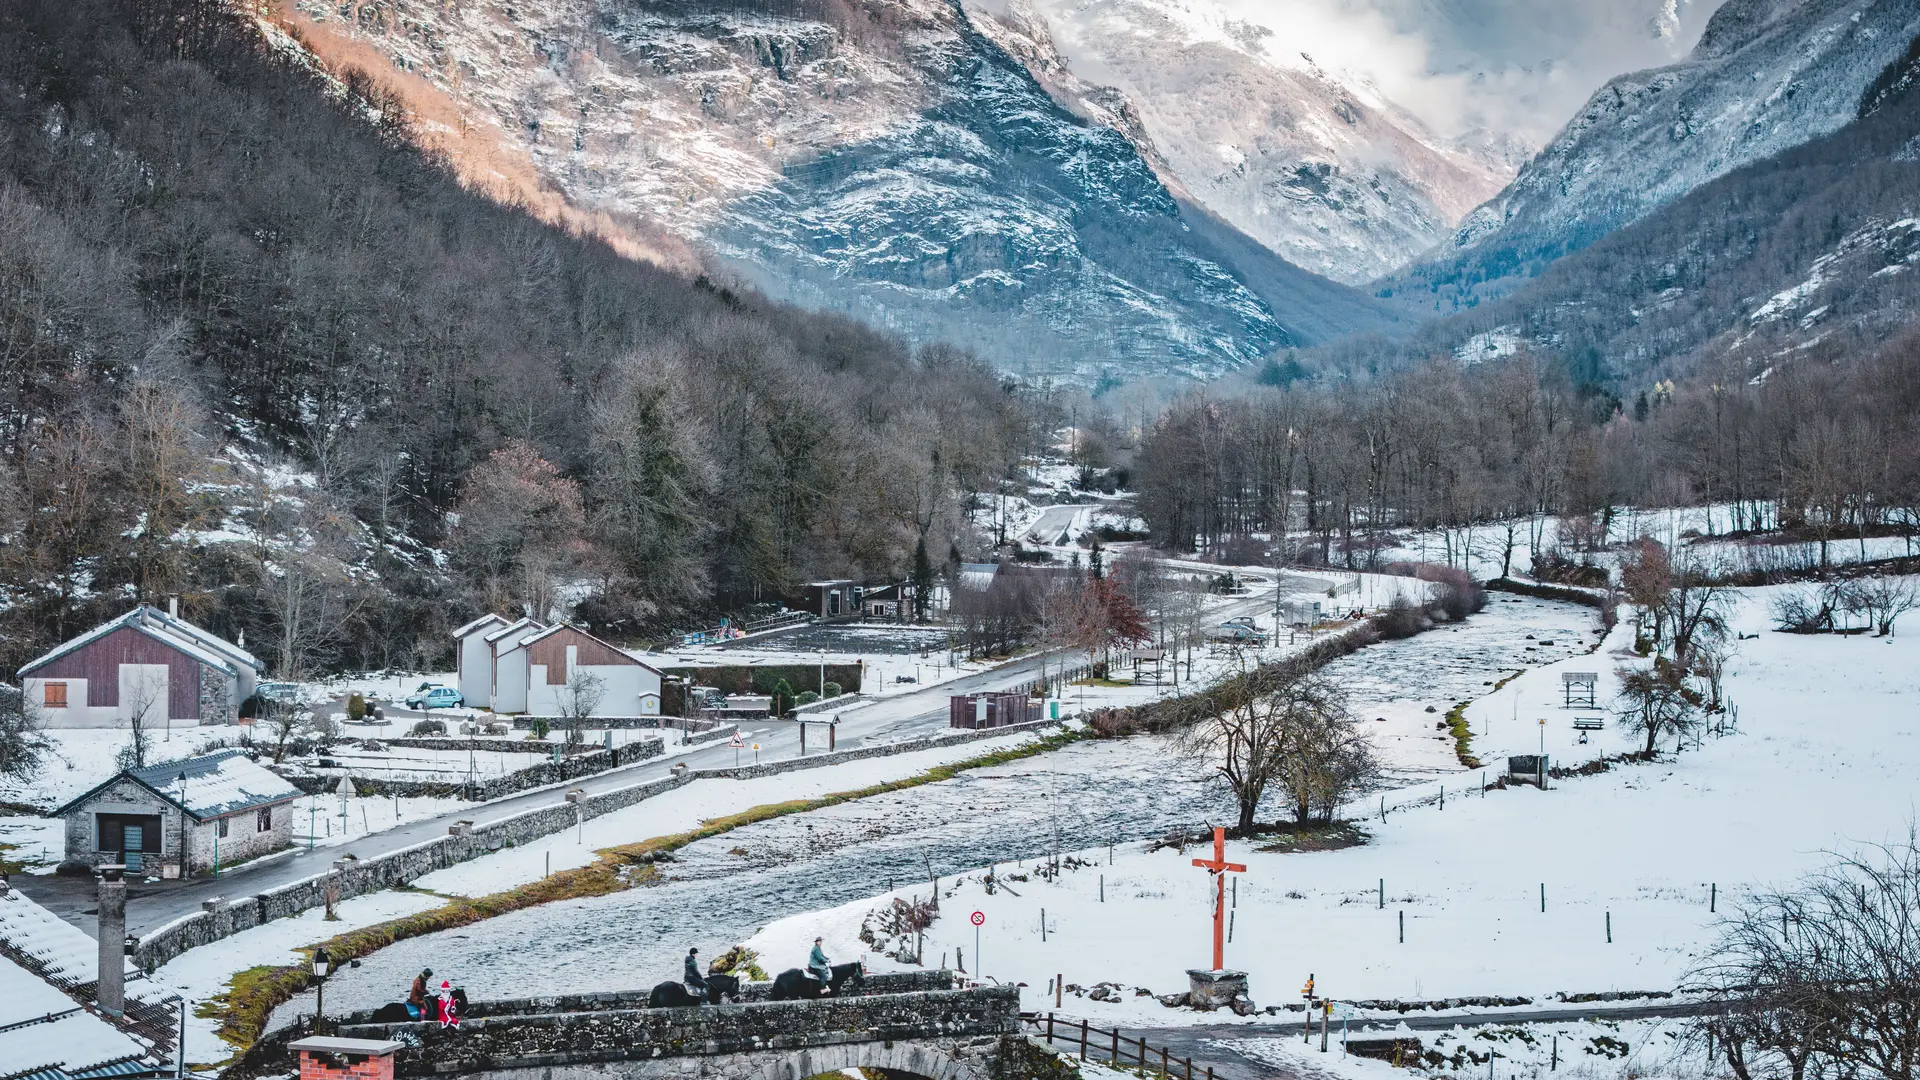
[911,535,934,623]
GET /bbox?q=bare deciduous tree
[1688,835,1920,1080]
[0,685,52,783]
[1614,658,1700,754]
[1177,658,1376,830]
[554,669,606,746]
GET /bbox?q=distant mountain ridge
[1394,0,1920,310]
[277,0,1402,381]
[1348,45,1920,392]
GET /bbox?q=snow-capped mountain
[1407,0,1920,306]
[275,0,1398,380]
[958,0,1509,284]
[956,0,1721,284]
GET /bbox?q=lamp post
[311,947,332,1034]
[176,772,188,877]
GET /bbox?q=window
[216,816,229,839]
[42,682,67,708]
[256,806,272,832]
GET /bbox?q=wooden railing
[1022,1012,1215,1080]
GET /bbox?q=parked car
[256,681,302,704]
[1207,621,1268,646]
[404,684,464,710]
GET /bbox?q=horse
[367,987,467,1024]
[769,961,864,1000]
[648,973,743,1007]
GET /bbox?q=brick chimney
[96,865,126,1017]
[289,1036,405,1080]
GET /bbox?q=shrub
[822,681,842,698]
[795,690,820,706]
[409,719,446,737]
[530,718,550,740]
[1376,596,1430,639]
[770,679,795,717]
[345,694,367,722]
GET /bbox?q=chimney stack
[96,865,126,1017]
[168,595,179,619]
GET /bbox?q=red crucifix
[1191,826,1247,971]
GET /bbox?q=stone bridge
[249,974,1060,1080]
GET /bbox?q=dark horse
[769,961,864,1000]
[648,973,742,1007]
[367,987,467,1024]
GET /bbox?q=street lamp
[176,772,188,877]
[311,947,332,1034]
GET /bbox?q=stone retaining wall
[696,719,1059,782]
[342,987,1022,1077]
[344,738,664,800]
[135,720,1058,969]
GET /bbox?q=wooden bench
[1572,718,1604,731]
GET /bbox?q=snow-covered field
[737,585,1918,1027]
[288,596,1596,1022]
[1226,1016,1696,1080]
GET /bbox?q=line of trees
[1133,329,1920,573]
[0,0,1052,677]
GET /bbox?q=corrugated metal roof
[67,1058,160,1078]
[16,606,259,679]
[451,613,510,639]
[126,749,299,820]
[0,964,150,1077]
[0,889,137,996]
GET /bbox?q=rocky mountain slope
[1400,0,1920,308]
[277,0,1401,380]
[1357,59,1920,391]
[960,0,1514,284]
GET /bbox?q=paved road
[17,587,1280,937]
[15,647,1085,935]
[1026,504,1095,546]
[1030,1000,1709,1080]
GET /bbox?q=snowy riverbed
[285,596,1596,1021]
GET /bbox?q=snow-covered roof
[957,563,999,591]
[138,606,262,673]
[0,959,152,1079]
[53,749,299,823]
[484,617,543,646]
[516,624,663,672]
[17,606,261,679]
[0,888,137,991]
[450,613,510,640]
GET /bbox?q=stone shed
[54,749,301,876]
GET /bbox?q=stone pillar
[1186,969,1250,1013]
[97,865,127,1017]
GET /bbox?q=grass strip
[1443,668,1525,770]
[208,727,1083,1050]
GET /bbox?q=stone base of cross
[1191,825,1246,971]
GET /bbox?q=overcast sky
[1030,0,1728,144]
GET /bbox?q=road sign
[970,911,985,926]
[728,733,745,749]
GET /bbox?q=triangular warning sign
[729,733,745,749]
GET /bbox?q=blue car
[405,685,464,710]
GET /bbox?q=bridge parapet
[335,985,1021,1077]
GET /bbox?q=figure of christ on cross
[1191,826,1247,971]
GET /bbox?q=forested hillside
[1358,56,1920,389]
[0,0,1040,676]
[1135,331,1920,570]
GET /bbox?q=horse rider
[808,937,833,991]
[406,968,434,1020]
[684,946,709,1001]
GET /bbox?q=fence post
[1112,1029,1119,1064]
[1081,1019,1089,1060]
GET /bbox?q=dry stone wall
[338,987,1022,1078]
[136,720,1059,969]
